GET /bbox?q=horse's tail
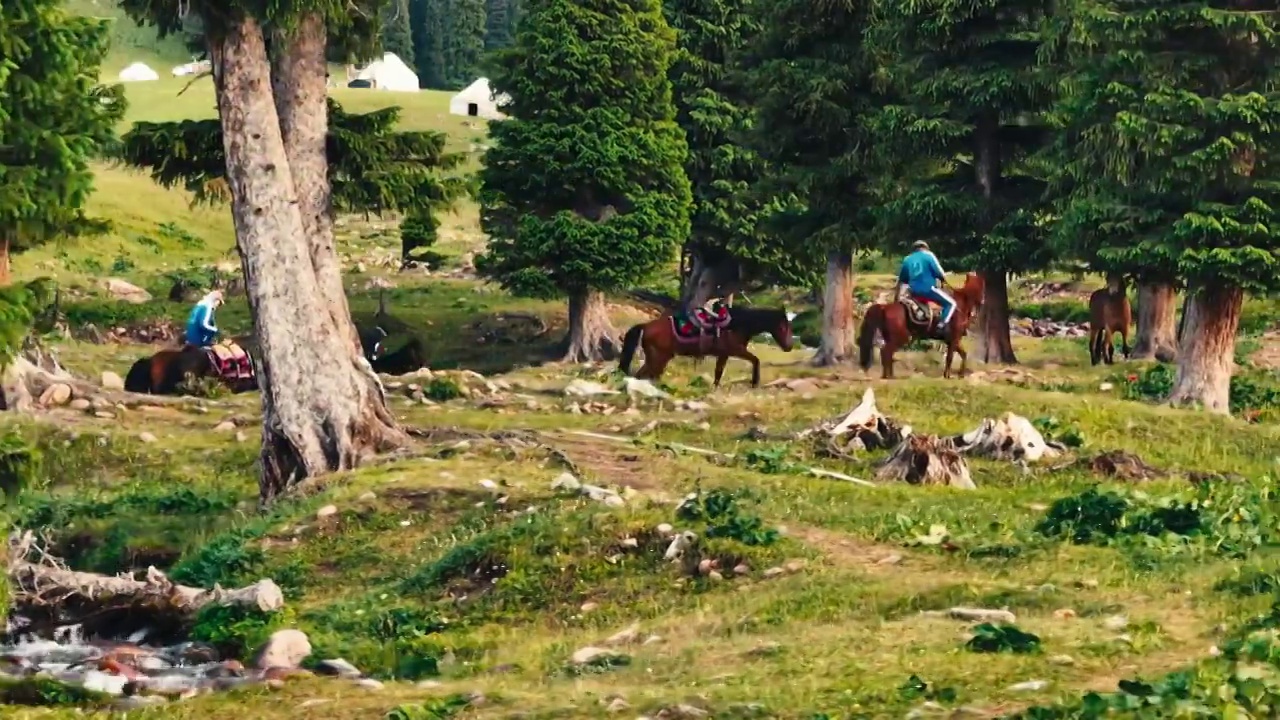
[858,304,884,371]
[619,324,644,375]
[124,357,152,394]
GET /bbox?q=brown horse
[618,307,796,387]
[124,337,259,395]
[1088,283,1131,365]
[857,272,985,379]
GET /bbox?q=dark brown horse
[857,272,985,379]
[618,307,796,387]
[1088,282,1131,365]
[124,337,258,395]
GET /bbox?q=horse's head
[960,272,986,315]
[773,310,796,352]
[359,325,388,361]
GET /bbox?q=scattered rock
[1048,654,1075,666]
[605,623,640,646]
[138,432,157,443]
[105,278,152,304]
[315,505,338,520]
[214,421,236,432]
[564,379,619,397]
[570,646,626,666]
[39,383,73,406]
[358,491,377,502]
[606,697,631,713]
[315,658,362,678]
[1008,680,1050,692]
[580,601,599,613]
[354,678,384,690]
[1053,608,1077,620]
[70,398,91,410]
[1103,615,1128,631]
[254,630,312,670]
[101,371,125,390]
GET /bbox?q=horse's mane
[726,307,788,334]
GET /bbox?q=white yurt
[118,62,159,82]
[449,78,509,120]
[353,53,420,92]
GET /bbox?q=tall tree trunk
[812,249,855,365]
[1169,284,1242,414]
[209,16,400,504]
[269,14,402,443]
[564,289,619,362]
[971,112,1016,364]
[0,234,11,287]
[1133,282,1177,362]
[973,270,1018,364]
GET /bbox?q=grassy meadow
[10,7,1280,720]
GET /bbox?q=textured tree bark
[1169,284,1241,414]
[564,289,619,362]
[210,16,401,503]
[269,14,402,447]
[812,249,856,366]
[0,234,11,287]
[973,270,1017,364]
[1133,281,1177,361]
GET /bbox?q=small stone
[358,491,377,502]
[101,371,125,390]
[606,698,630,713]
[417,680,444,689]
[733,563,750,574]
[697,559,715,575]
[763,567,786,578]
[783,559,807,573]
[138,432,157,443]
[656,523,674,535]
[1048,655,1075,666]
[297,699,333,709]
[621,537,639,548]
[40,383,73,406]
[70,398,91,410]
[708,570,724,581]
[1103,615,1128,631]
[551,472,581,491]
[94,411,116,419]
[1008,680,1050,692]
[580,601,599,613]
[214,421,236,432]
[571,646,618,665]
[479,479,499,491]
[1053,608,1077,620]
[605,623,640,646]
[316,505,338,519]
[254,630,312,670]
[235,431,247,442]
[354,678,384,690]
[876,553,903,566]
[315,658,362,678]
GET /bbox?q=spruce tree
[0,0,124,285]
[738,0,886,364]
[410,0,447,88]
[442,0,487,87]
[380,0,416,65]
[477,0,692,362]
[1051,0,1280,412]
[868,0,1056,365]
[664,0,805,309]
[483,0,516,51]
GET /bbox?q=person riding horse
[185,290,224,349]
[897,241,957,335]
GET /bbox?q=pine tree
[484,0,516,51]
[477,0,692,362]
[410,0,448,88]
[380,0,416,66]
[442,0,487,87]
[0,0,125,285]
[664,0,806,309]
[868,0,1057,365]
[1050,0,1280,412]
[738,0,886,364]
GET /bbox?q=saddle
[900,295,944,338]
[204,341,253,380]
[671,301,732,345]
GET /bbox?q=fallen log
[6,532,283,639]
[2,342,207,411]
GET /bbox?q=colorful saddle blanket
[901,295,942,336]
[205,341,253,380]
[672,301,732,343]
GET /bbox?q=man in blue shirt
[897,240,956,332]
[184,290,223,348]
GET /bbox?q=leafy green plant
[157,221,205,249]
[1031,416,1085,448]
[898,674,958,703]
[425,376,463,401]
[676,487,779,546]
[1036,487,1202,546]
[1011,300,1090,324]
[384,694,474,720]
[965,623,1041,654]
[189,605,290,660]
[742,445,795,475]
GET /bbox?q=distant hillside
[66,0,195,75]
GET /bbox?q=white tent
[449,78,508,120]
[353,52,420,92]
[118,62,159,82]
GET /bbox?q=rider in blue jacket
[898,241,956,331]
[184,290,223,348]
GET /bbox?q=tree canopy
[0,0,125,281]
[476,0,691,301]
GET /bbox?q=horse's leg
[956,343,969,375]
[743,349,761,387]
[1105,329,1116,364]
[1120,325,1131,359]
[713,354,729,388]
[944,341,956,379]
[881,338,899,379]
[1089,329,1101,366]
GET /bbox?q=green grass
[15,10,1280,717]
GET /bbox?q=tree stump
[875,434,975,489]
